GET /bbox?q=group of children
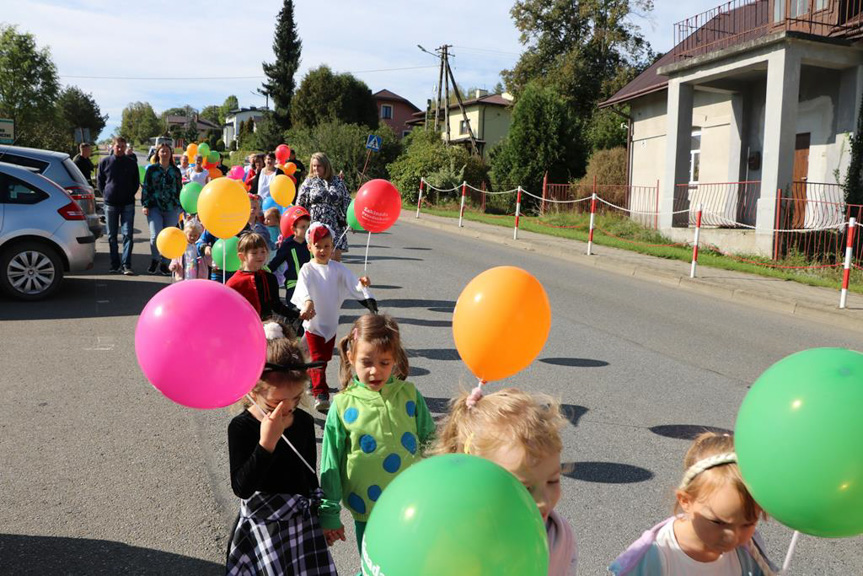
[163,182,778,574]
[220,264,778,574]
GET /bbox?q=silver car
[0,145,102,238]
[0,162,96,300]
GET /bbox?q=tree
[261,0,301,131]
[291,66,378,130]
[489,82,584,211]
[0,25,60,146]
[56,86,108,143]
[120,101,160,144]
[200,105,221,126]
[219,95,239,124]
[502,0,655,161]
[252,111,284,152]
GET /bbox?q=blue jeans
[105,203,135,269]
[146,207,181,263]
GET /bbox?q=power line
[451,45,521,56]
[59,64,439,81]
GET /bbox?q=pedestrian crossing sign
[365,134,382,152]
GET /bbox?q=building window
[459,120,469,135]
[690,129,701,184]
[381,104,393,120]
[774,0,785,21]
[814,0,827,9]
[402,130,411,138]
[790,0,808,17]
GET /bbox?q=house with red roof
[373,90,421,139]
[601,0,863,255]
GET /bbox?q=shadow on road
[648,424,733,441]
[382,299,456,309]
[402,247,432,251]
[561,404,589,427]
[407,348,460,361]
[0,253,167,321]
[563,462,654,484]
[420,396,451,414]
[409,366,431,377]
[0,534,222,575]
[341,255,423,263]
[540,358,609,368]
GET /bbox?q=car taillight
[65,185,96,214]
[58,201,86,220]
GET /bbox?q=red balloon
[275,144,291,163]
[287,174,296,184]
[354,179,401,233]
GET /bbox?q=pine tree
[261,0,302,131]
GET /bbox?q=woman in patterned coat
[296,152,351,261]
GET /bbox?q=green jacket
[319,377,435,529]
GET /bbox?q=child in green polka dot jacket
[318,313,436,556]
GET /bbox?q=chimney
[474,89,489,99]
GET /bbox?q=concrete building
[165,115,221,145]
[222,107,267,147]
[408,91,515,160]
[600,0,863,255]
[373,90,420,139]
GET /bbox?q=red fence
[774,197,863,262]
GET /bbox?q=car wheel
[0,241,64,300]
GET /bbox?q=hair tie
[679,452,737,490]
[352,328,358,341]
[465,380,486,409]
[263,322,285,341]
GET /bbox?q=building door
[791,133,810,229]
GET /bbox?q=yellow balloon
[270,174,296,207]
[156,226,187,260]
[197,178,251,238]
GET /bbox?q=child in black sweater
[226,232,299,321]
[226,322,336,575]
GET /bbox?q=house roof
[373,89,420,112]
[598,51,676,109]
[165,115,221,129]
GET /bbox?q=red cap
[308,223,332,244]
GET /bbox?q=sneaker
[122,266,135,276]
[159,262,172,276]
[108,266,121,274]
[315,394,330,413]
[147,260,159,274]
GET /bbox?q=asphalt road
[0,210,861,575]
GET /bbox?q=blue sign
[365,134,382,152]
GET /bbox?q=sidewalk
[401,211,863,334]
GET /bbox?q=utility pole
[418,43,479,155]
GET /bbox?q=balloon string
[222,246,226,285]
[780,531,800,575]
[363,231,371,273]
[336,227,349,247]
[245,393,316,475]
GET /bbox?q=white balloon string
[222,244,226,285]
[337,227,349,247]
[780,531,801,575]
[245,393,316,475]
[364,231,371,273]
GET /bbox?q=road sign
[0,118,13,144]
[365,134,382,152]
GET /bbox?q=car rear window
[0,152,50,174]
[0,174,49,204]
[63,157,91,187]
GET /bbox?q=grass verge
[416,203,863,295]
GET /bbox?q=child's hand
[323,527,346,546]
[203,245,212,258]
[258,401,294,453]
[300,300,316,320]
[359,276,371,287]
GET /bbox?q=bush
[387,129,489,203]
[285,120,402,193]
[573,147,628,204]
[216,138,225,152]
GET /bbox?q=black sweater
[228,408,318,499]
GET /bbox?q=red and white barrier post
[587,192,597,255]
[840,217,857,309]
[513,186,523,240]
[415,178,425,219]
[458,181,467,228]
[690,203,703,278]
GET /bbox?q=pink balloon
[135,280,266,409]
[228,165,245,180]
[354,179,401,233]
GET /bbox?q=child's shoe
[315,393,330,413]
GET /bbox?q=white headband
[263,322,285,341]
[679,452,737,490]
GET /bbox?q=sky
[4,0,721,139]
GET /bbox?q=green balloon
[735,348,863,538]
[208,150,219,164]
[180,182,203,214]
[197,142,211,157]
[211,237,241,272]
[138,165,146,181]
[347,199,365,232]
[362,454,548,575]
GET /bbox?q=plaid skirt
[226,490,337,576]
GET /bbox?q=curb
[402,214,863,335]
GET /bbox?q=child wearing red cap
[291,222,378,412]
[269,206,312,304]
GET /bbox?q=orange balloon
[452,266,551,382]
[186,143,198,160]
[208,167,222,179]
[283,162,297,176]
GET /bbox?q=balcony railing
[673,0,863,61]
